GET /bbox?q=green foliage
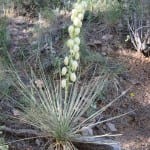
[0,3,12,101]
[125,0,142,17]
[0,17,10,62]
[11,0,72,16]
[40,7,55,21]
[80,47,105,65]
[79,31,106,65]
[87,0,124,26]
[124,0,149,23]
[0,0,9,5]
[0,61,12,97]
[103,0,123,25]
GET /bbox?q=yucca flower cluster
[61,1,87,88]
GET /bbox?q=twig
[135,26,150,32]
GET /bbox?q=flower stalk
[61,0,88,89]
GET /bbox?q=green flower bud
[74,37,80,45]
[64,56,69,65]
[75,52,80,60]
[67,39,74,48]
[73,44,80,52]
[70,72,77,82]
[61,67,67,75]
[71,60,78,71]
[61,79,67,88]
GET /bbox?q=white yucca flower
[78,13,84,20]
[68,25,74,35]
[62,67,67,75]
[74,37,80,45]
[70,49,75,55]
[64,56,69,66]
[75,52,80,60]
[75,4,83,13]
[73,18,82,27]
[73,45,80,52]
[67,39,74,48]
[71,60,78,71]
[70,72,77,82]
[61,79,67,88]
[72,8,78,16]
[74,28,80,36]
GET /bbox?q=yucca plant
[10,64,129,150]
[12,67,103,149]
[6,1,130,149]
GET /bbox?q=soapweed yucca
[11,66,129,150]
[8,0,130,149]
[12,66,106,149]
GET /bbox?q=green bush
[11,0,74,16]
[87,0,124,26]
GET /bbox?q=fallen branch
[1,126,42,137]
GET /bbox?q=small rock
[12,109,21,117]
[102,34,113,41]
[106,122,117,132]
[31,41,38,46]
[102,52,107,56]
[126,111,136,122]
[128,78,141,85]
[117,23,123,28]
[9,28,18,36]
[93,40,102,45]
[107,47,113,53]
[15,17,26,25]
[102,46,107,52]
[102,125,107,130]
[35,139,41,146]
[80,127,93,136]
[74,137,121,150]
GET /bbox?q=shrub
[11,0,75,16]
[125,0,150,53]
[87,0,124,26]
